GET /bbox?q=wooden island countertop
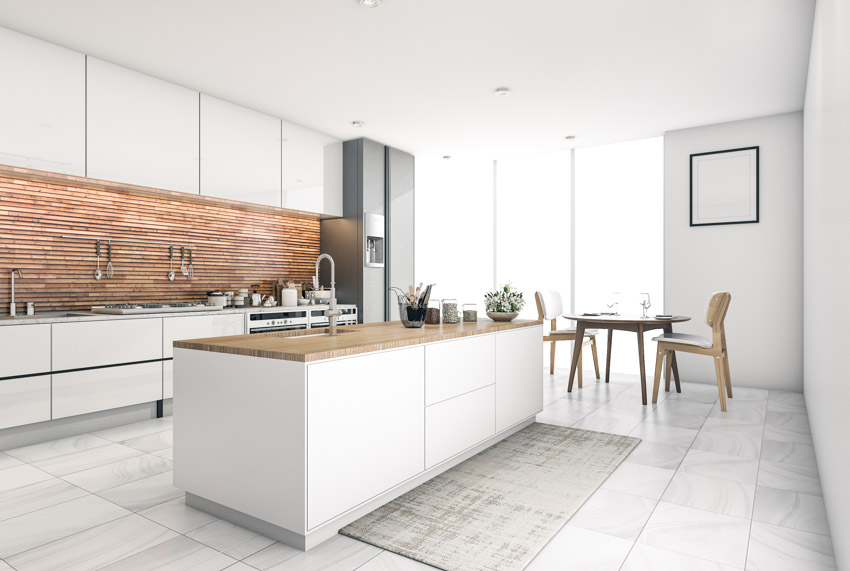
[173,319,543,362]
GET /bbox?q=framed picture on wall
[690,146,759,226]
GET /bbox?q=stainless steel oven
[308,304,358,329]
[246,309,309,334]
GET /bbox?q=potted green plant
[484,283,525,322]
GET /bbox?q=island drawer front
[0,376,51,430]
[425,384,496,469]
[496,325,544,432]
[162,314,245,358]
[307,346,425,530]
[52,361,162,419]
[0,324,51,378]
[52,318,163,370]
[425,334,496,406]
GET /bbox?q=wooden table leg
[662,323,682,392]
[567,322,585,393]
[605,329,613,384]
[637,323,647,405]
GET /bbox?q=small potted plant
[484,283,525,322]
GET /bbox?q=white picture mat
[691,148,758,225]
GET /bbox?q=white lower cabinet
[52,318,162,370]
[52,362,162,419]
[162,314,245,358]
[163,360,174,400]
[307,347,425,530]
[496,326,544,432]
[0,323,51,378]
[424,334,495,405]
[0,376,51,429]
[425,384,495,469]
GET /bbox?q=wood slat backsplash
[0,166,321,312]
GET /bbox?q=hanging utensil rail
[62,235,195,249]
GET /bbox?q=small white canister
[280,288,298,308]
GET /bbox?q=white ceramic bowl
[313,290,332,301]
[486,311,519,322]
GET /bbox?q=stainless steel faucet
[10,269,23,317]
[314,254,342,335]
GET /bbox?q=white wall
[664,112,803,391]
[803,0,850,566]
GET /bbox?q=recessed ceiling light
[443,155,452,160]
[494,87,510,96]
[352,121,364,128]
[564,135,576,140]
[360,0,381,7]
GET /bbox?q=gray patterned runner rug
[340,423,639,570]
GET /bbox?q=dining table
[562,314,691,405]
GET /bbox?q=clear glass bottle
[442,299,459,323]
[425,299,442,324]
[462,303,478,322]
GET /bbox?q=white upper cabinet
[200,94,281,207]
[86,57,200,193]
[281,120,342,216]
[0,27,85,175]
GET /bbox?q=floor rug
[340,422,640,571]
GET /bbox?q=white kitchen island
[173,319,543,550]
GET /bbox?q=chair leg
[652,348,665,404]
[723,351,732,398]
[670,352,682,393]
[591,336,600,379]
[664,353,672,392]
[578,349,583,389]
[714,355,727,412]
[549,341,556,375]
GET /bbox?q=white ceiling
[0,0,815,160]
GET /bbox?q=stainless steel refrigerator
[320,138,414,323]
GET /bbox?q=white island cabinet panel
[86,57,199,193]
[281,119,342,215]
[426,385,495,469]
[307,346,425,530]
[0,323,51,378]
[200,94,281,207]
[425,334,495,406]
[52,361,162,419]
[0,377,51,429]
[52,318,162,370]
[0,27,85,175]
[162,313,245,398]
[496,325,544,432]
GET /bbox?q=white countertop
[0,304,353,326]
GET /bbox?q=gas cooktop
[91,303,223,315]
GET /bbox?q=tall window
[574,137,664,374]
[414,156,494,308]
[495,151,571,321]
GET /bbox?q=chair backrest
[705,291,732,345]
[535,290,564,321]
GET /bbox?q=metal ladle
[106,241,114,278]
[168,245,175,281]
[94,240,102,280]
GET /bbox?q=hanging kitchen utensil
[106,241,114,278]
[180,246,188,276]
[94,240,102,280]
[168,245,175,281]
[188,248,193,279]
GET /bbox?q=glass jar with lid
[425,299,442,324]
[442,299,459,323]
[462,303,478,322]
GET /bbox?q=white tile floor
[0,369,834,570]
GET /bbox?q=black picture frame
[690,146,759,227]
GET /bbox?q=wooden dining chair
[535,291,600,387]
[651,292,733,410]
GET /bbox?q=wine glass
[605,292,621,315]
[640,292,652,318]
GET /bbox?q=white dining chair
[535,290,600,386]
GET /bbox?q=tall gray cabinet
[320,138,414,323]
